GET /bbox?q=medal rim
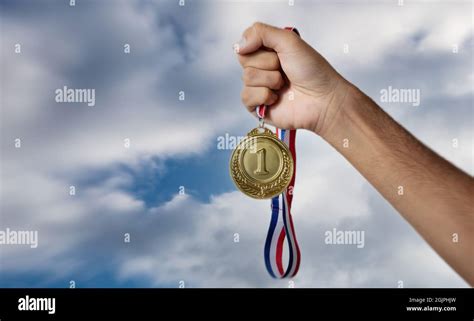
[229,127,294,199]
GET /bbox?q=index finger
[238,50,280,71]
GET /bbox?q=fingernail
[233,37,246,53]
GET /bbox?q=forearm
[320,84,474,285]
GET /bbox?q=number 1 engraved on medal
[254,148,269,175]
[230,127,293,199]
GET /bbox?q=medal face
[230,127,294,199]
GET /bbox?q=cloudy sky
[0,0,472,288]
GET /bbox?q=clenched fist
[235,22,352,135]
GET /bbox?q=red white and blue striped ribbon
[263,128,301,278]
[260,26,301,278]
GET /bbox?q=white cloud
[0,163,468,287]
[0,0,471,288]
[1,1,234,170]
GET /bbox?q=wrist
[314,80,363,141]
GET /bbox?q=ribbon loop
[263,27,301,279]
[264,128,300,278]
[256,104,266,128]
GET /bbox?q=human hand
[236,24,474,288]
[235,22,352,135]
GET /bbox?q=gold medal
[230,127,294,199]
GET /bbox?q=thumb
[235,22,298,55]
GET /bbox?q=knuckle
[252,22,266,36]
[241,88,252,106]
[262,88,272,102]
[252,22,264,30]
[243,67,257,83]
[266,72,279,88]
[243,24,256,38]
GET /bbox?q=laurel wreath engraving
[230,128,294,199]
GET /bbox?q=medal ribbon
[261,27,301,278]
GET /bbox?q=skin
[235,22,474,286]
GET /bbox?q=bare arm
[322,84,474,285]
[236,22,474,285]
